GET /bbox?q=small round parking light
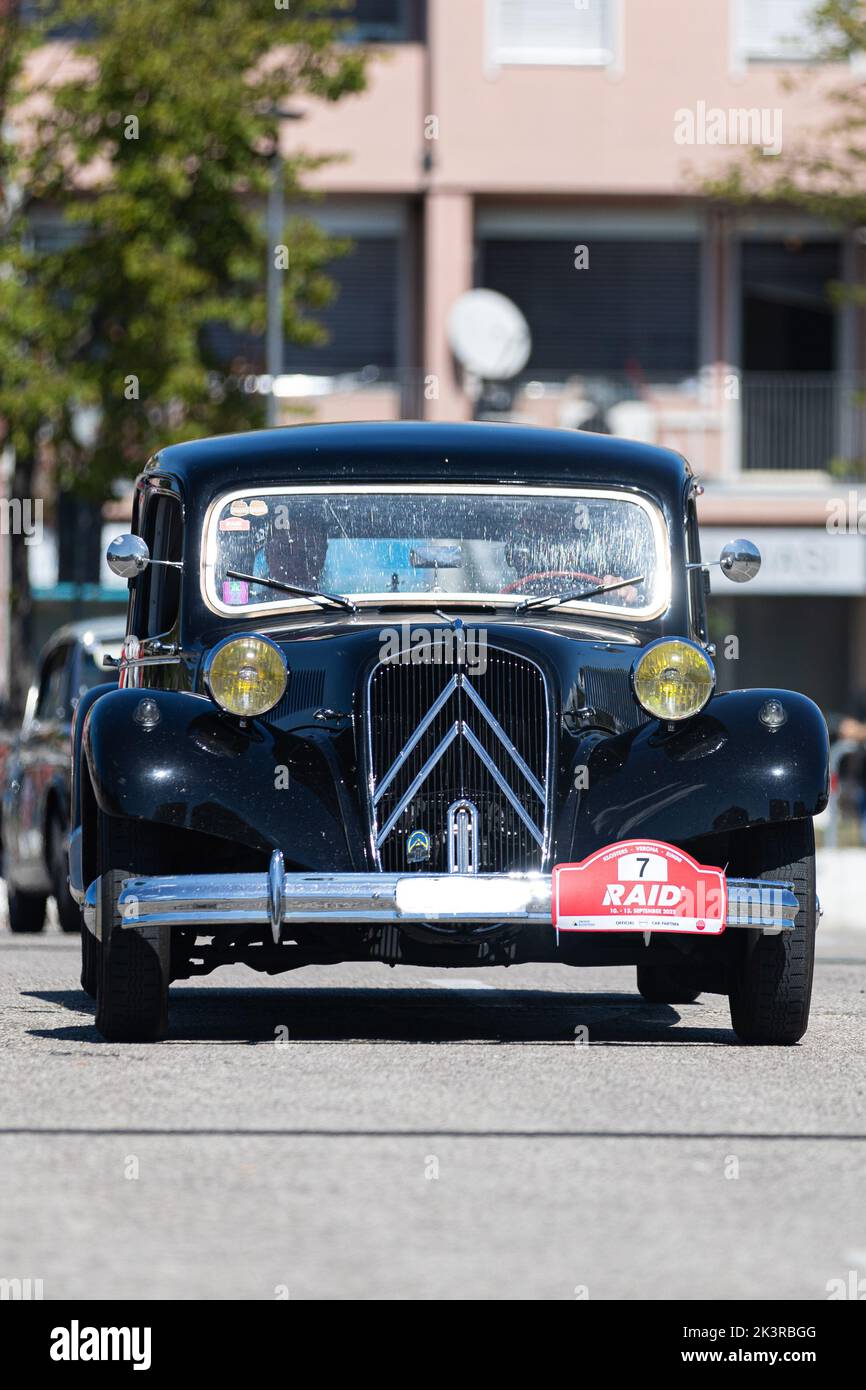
[759,698,787,730]
[205,634,288,718]
[133,697,161,730]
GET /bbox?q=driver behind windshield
[252,521,329,597]
[505,501,642,603]
[219,511,330,605]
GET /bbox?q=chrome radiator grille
[366,647,551,874]
[581,666,650,732]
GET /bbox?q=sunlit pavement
[0,919,864,1300]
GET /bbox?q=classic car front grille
[581,666,650,732]
[269,668,326,721]
[367,647,551,874]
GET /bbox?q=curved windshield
[202,486,669,619]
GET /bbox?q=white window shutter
[493,0,614,65]
[742,0,822,59]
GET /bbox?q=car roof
[147,421,692,498]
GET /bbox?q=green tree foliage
[702,2,866,480]
[704,1,866,243]
[0,0,368,704]
[2,0,368,494]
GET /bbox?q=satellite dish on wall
[448,289,532,382]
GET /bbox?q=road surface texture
[1,920,864,1300]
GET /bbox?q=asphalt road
[1,919,864,1301]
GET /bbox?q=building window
[490,0,617,67]
[737,0,827,62]
[19,1,97,39]
[329,1,421,43]
[283,237,399,375]
[479,237,701,375]
[21,1,422,44]
[206,237,400,379]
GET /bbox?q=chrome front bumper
[82,850,799,940]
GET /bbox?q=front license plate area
[553,839,727,935]
[395,875,537,919]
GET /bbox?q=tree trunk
[8,444,34,716]
[0,1,22,142]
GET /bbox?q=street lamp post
[265,109,303,429]
[265,150,284,428]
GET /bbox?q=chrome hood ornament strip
[447,799,479,874]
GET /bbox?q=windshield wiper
[226,570,357,613]
[515,575,644,613]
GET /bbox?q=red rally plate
[553,840,727,935]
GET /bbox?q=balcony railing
[264,366,866,480]
[741,373,866,475]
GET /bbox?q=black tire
[94,812,169,1042]
[48,815,81,934]
[636,963,701,1005]
[728,819,816,1046]
[80,922,100,997]
[7,887,47,933]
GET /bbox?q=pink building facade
[283,2,861,453]
[265,0,866,713]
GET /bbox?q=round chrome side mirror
[107,533,151,579]
[719,538,761,584]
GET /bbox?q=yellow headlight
[632,639,715,721]
[206,635,287,717]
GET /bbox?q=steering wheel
[500,569,602,596]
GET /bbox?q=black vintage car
[3,619,123,933]
[69,422,829,1044]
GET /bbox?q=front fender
[567,688,829,855]
[81,687,363,871]
[71,680,116,831]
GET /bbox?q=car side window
[686,497,708,643]
[34,645,71,723]
[132,492,183,640]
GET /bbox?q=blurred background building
[6,0,866,721]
